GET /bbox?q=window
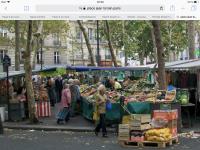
[54,51,60,64]
[37,51,42,64]
[76,27,81,40]
[20,51,25,64]
[0,27,8,37]
[88,28,93,40]
[0,50,7,63]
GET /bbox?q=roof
[166,59,200,70]
[142,59,198,70]
[66,66,150,72]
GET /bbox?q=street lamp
[96,20,100,66]
[3,54,11,121]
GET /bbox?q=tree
[15,21,20,71]
[32,21,43,69]
[24,21,38,123]
[77,20,95,66]
[152,20,166,90]
[105,21,118,67]
[161,21,188,61]
[188,21,195,59]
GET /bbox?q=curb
[3,125,116,133]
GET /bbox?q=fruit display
[176,90,189,105]
[80,84,88,93]
[125,79,156,92]
[165,90,176,101]
[107,91,120,101]
[145,128,172,142]
[81,87,97,97]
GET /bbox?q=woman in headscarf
[94,84,108,137]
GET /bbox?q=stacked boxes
[153,109,178,137]
[118,124,130,141]
[129,114,151,142]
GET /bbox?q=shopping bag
[106,100,112,111]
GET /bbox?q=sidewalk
[2,106,115,132]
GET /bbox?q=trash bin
[0,107,5,122]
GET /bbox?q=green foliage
[39,68,66,77]
[161,21,188,56]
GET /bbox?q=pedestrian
[57,84,71,124]
[95,84,108,137]
[69,79,81,117]
[55,75,63,103]
[46,77,56,107]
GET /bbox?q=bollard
[0,115,3,134]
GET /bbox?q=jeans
[95,113,107,135]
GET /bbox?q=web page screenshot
[0,1,200,150]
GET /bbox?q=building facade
[0,21,113,71]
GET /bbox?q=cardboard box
[132,114,151,123]
[130,124,151,131]
[167,119,177,128]
[153,109,178,121]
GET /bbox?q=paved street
[0,129,200,150]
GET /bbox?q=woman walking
[94,84,108,137]
[57,84,71,124]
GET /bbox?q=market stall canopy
[66,66,150,72]
[0,66,60,80]
[143,59,197,69]
[166,59,200,70]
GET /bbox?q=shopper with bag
[94,84,108,137]
[57,84,71,124]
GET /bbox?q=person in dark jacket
[55,75,63,103]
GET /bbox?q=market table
[81,97,121,124]
[181,103,195,128]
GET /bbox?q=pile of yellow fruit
[145,128,172,142]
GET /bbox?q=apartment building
[0,21,113,71]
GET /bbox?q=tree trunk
[139,52,144,65]
[24,21,38,123]
[105,21,118,67]
[32,21,43,69]
[198,31,200,58]
[77,20,95,66]
[15,20,20,71]
[152,20,166,90]
[188,21,195,59]
[151,27,157,63]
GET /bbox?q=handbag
[106,99,112,111]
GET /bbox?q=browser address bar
[36,5,165,12]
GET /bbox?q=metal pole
[81,32,84,65]
[6,66,10,121]
[97,20,100,66]
[0,114,3,134]
[40,38,43,70]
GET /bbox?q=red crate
[153,109,178,121]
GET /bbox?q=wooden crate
[119,136,179,148]
[130,124,151,131]
[132,114,151,123]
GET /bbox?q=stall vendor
[110,79,122,90]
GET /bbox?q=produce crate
[153,109,178,121]
[118,124,130,141]
[132,114,151,123]
[130,123,151,131]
